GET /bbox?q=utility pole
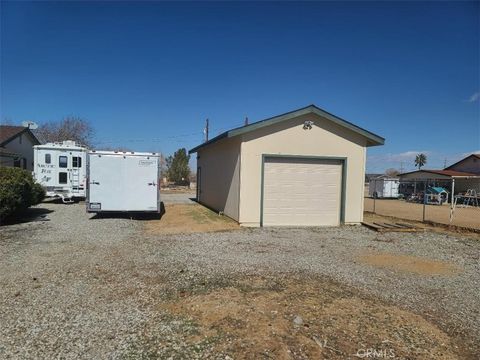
[444,158,447,168]
[400,161,404,173]
[204,118,209,142]
[245,116,249,126]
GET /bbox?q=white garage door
[262,157,342,226]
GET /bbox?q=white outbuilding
[189,105,384,227]
[368,175,399,198]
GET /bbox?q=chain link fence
[364,177,480,230]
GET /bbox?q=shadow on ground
[89,202,166,221]
[1,207,54,226]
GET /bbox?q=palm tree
[414,153,427,169]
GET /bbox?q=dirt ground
[1,202,479,359]
[144,203,239,234]
[364,197,480,230]
[357,252,461,275]
[164,276,460,359]
[363,212,480,241]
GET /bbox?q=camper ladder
[71,170,80,194]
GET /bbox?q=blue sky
[1,1,479,172]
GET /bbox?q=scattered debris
[293,315,303,326]
[362,221,421,233]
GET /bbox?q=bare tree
[385,168,400,177]
[101,146,132,152]
[36,116,94,147]
[158,153,167,179]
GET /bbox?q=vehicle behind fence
[364,177,480,230]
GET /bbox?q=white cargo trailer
[86,151,161,213]
[368,177,399,198]
[33,141,88,203]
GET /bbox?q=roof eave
[451,175,480,179]
[0,127,41,146]
[227,105,385,146]
[399,173,451,179]
[188,132,228,154]
[398,169,478,178]
[188,104,385,153]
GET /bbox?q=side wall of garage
[196,137,241,221]
[238,113,367,226]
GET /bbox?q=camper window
[59,172,68,184]
[45,154,51,164]
[73,156,82,167]
[59,156,68,168]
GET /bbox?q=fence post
[373,179,376,213]
[449,178,455,224]
[423,180,427,222]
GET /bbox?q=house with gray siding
[0,125,41,171]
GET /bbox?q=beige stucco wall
[238,113,368,226]
[197,137,241,221]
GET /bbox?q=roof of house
[189,104,385,154]
[399,169,477,178]
[0,125,41,146]
[445,154,480,170]
[427,187,449,194]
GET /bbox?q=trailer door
[88,154,158,212]
[123,156,159,211]
[88,154,122,211]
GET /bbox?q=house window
[59,172,68,184]
[72,156,82,167]
[13,158,21,168]
[59,156,68,168]
[45,154,51,164]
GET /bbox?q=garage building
[189,105,384,227]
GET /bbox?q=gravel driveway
[0,201,479,359]
[161,191,196,204]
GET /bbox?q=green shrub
[0,167,45,221]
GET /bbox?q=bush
[0,167,45,221]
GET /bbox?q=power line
[95,131,203,145]
[94,117,248,146]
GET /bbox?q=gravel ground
[0,201,479,359]
[161,192,196,204]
